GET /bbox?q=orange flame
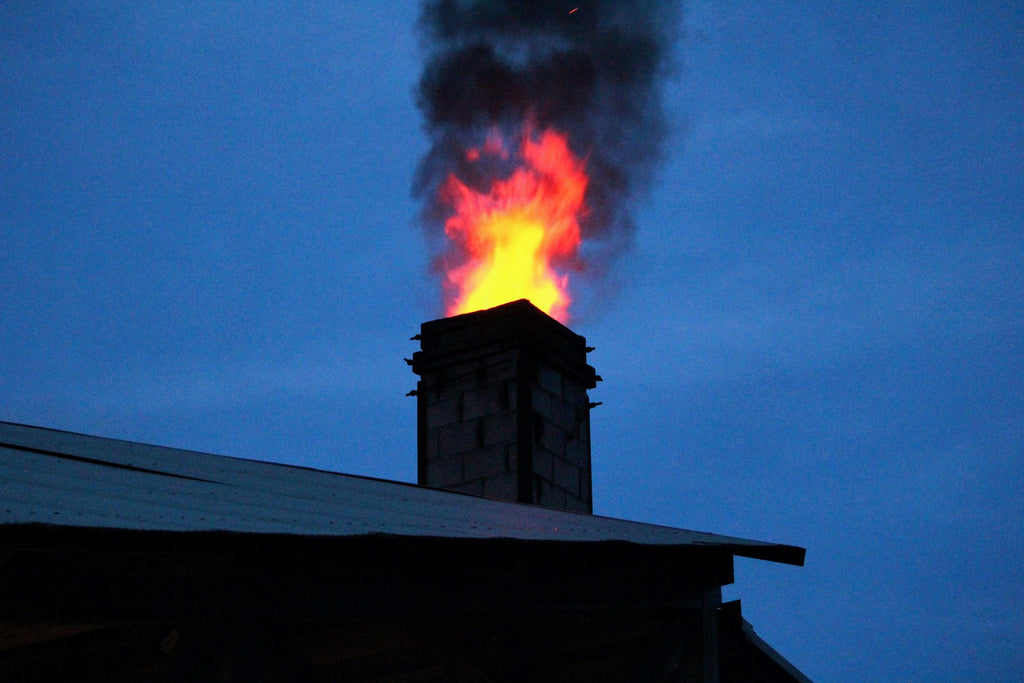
[440,125,587,323]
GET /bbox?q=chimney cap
[412,299,597,388]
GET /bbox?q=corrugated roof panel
[0,421,804,565]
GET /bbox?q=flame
[440,125,587,323]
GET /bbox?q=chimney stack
[411,300,599,513]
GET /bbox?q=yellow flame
[440,126,586,323]
[449,212,568,319]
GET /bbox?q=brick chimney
[410,300,599,513]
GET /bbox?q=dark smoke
[414,0,683,313]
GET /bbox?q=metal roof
[0,421,804,565]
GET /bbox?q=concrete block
[549,399,579,434]
[461,383,507,421]
[423,428,439,461]
[565,436,589,467]
[562,376,587,404]
[532,447,554,480]
[446,375,482,398]
[538,418,567,457]
[536,363,563,396]
[535,476,566,509]
[427,455,464,488]
[438,419,481,456]
[427,359,482,389]
[446,478,486,496]
[481,354,517,386]
[563,493,591,514]
[426,398,461,428]
[464,445,509,482]
[552,458,580,496]
[483,473,519,502]
[481,413,516,447]
[530,385,553,416]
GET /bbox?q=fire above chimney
[410,300,599,513]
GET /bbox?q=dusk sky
[3,2,1022,681]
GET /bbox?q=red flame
[440,125,587,323]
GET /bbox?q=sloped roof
[0,421,804,565]
[720,601,816,683]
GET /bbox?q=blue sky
[2,2,1022,680]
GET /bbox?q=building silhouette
[1,301,810,681]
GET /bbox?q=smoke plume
[414,0,683,313]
